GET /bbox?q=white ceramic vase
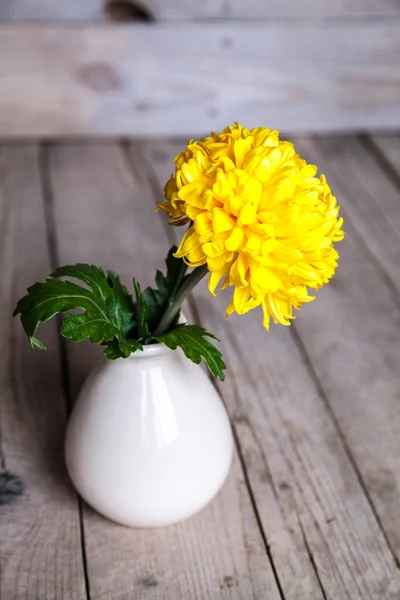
[64,343,234,528]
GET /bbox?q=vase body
[64,344,234,527]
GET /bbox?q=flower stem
[153,264,208,336]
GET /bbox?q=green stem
[153,264,208,336]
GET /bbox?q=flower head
[159,124,344,329]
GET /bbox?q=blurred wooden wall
[0,0,399,137]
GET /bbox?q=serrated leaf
[144,247,188,333]
[31,337,47,350]
[157,325,226,380]
[165,247,188,299]
[134,279,150,342]
[52,264,111,301]
[52,264,136,338]
[103,337,143,360]
[142,287,160,333]
[14,264,140,359]
[106,270,136,337]
[103,340,127,360]
[13,278,104,349]
[61,311,116,344]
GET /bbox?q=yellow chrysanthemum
[158,124,344,329]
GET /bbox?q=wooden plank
[2,0,399,21]
[0,0,104,20]
[0,23,399,137]
[370,133,400,177]
[141,139,400,599]
[225,0,400,19]
[298,136,400,295]
[0,145,87,599]
[47,142,282,600]
[288,136,400,559]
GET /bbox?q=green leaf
[103,340,127,360]
[134,279,150,343]
[102,338,142,360]
[165,247,188,299]
[142,287,160,333]
[157,325,226,380]
[106,270,136,337]
[14,264,140,359]
[52,264,136,338]
[61,311,116,344]
[13,278,105,349]
[52,264,112,301]
[144,247,188,333]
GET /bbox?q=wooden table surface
[1,134,400,600]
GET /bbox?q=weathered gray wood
[0,145,87,599]
[4,134,400,599]
[298,136,400,295]
[225,0,400,18]
[47,142,282,600]
[142,139,400,599]
[370,134,400,178]
[290,136,400,561]
[2,0,399,20]
[0,23,399,137]
[0,0,104,20]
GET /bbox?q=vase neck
[127,343,171,359]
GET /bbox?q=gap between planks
[38,144,92,600]
[134,135,400,599]
[2,0,400,21]
[3,135,400,599]
[123,142,289,600]
[0,144,88,600]
[45,141,283,600]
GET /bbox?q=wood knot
[233,413,248,425]
[136,573,159,587]
[220,37,233,49]
[77,63,122,93]
[278,480,291,491]
[0,471,25,505]
[220,575,236,589]
[104,1,153,21]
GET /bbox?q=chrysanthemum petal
[225,226,245,252]
[160,123,344,331]
[233,286,251,314]
[261,300,271,330]
[212,208,235,233]
[234,137,254,169]
[238,203,257,226]
[230,254,249,287]
[175,227,201,259]
[250,265,281,294]
[265,295,292,326]
[208,262,232,296]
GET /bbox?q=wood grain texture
[0,0,104,20]
[142,139,400,599]
[298,136,400,294]
[0,23,399,137]
[0,145,87,600]
[290,136,400,561]
[46,142,282,600]
[1,0,399,20]
[370,134,400,178]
